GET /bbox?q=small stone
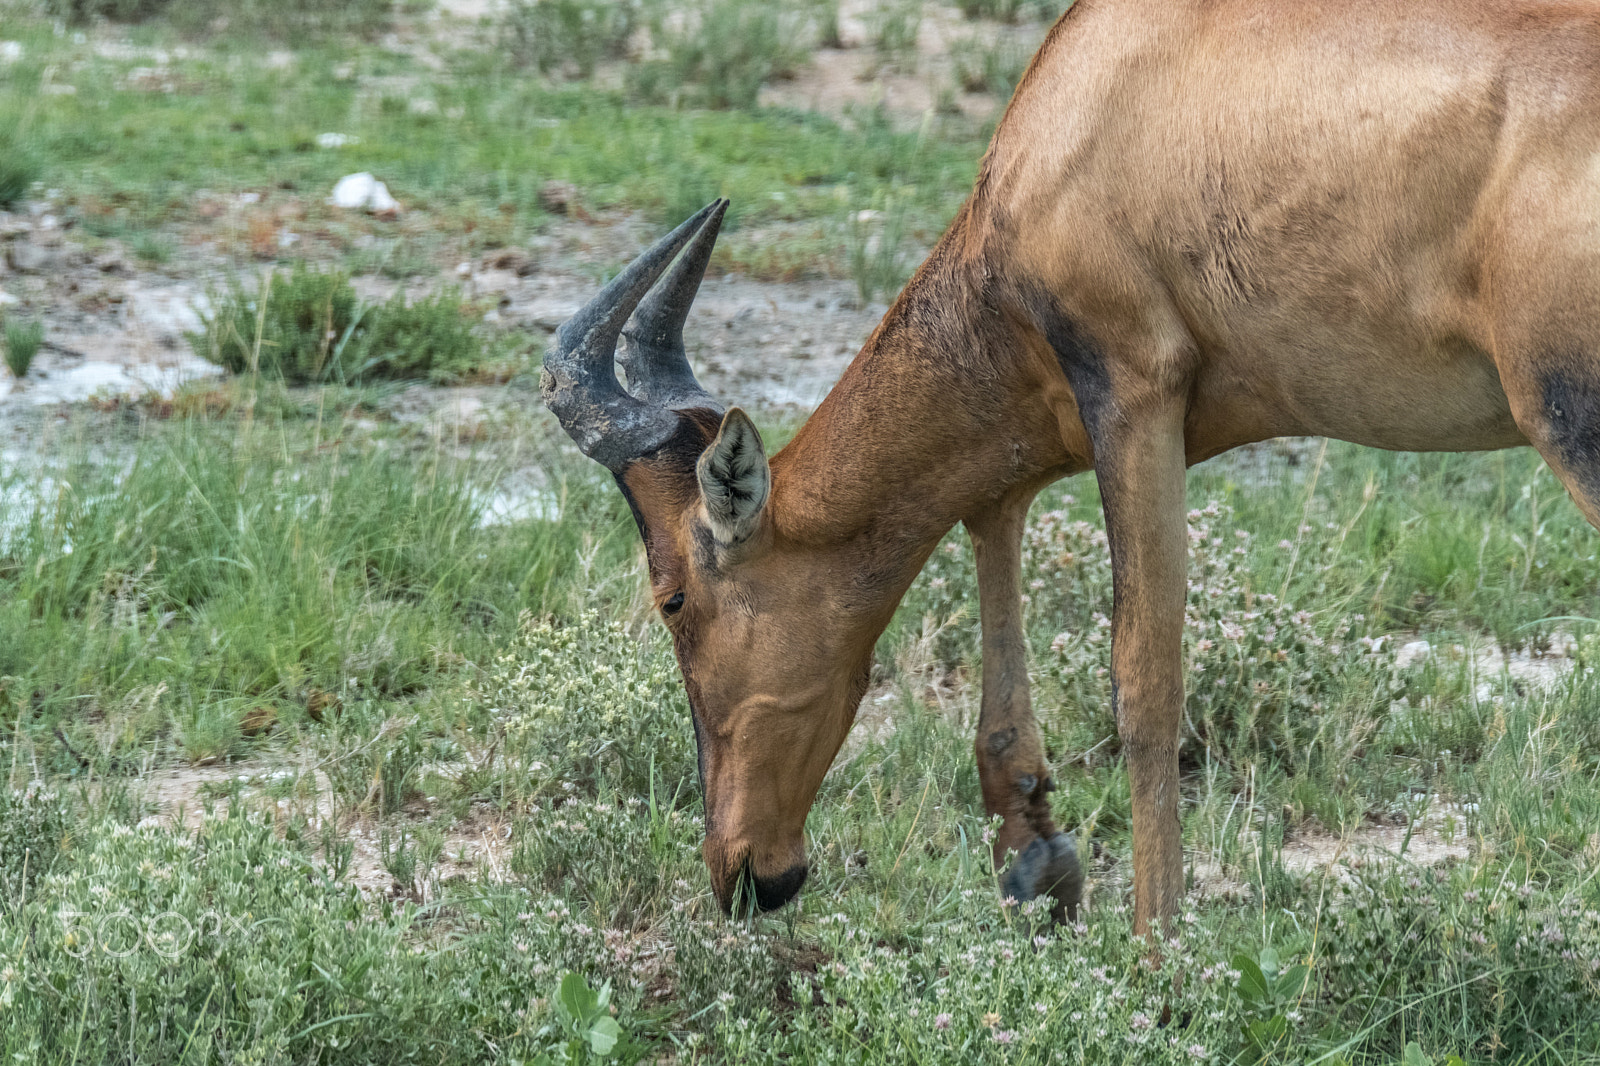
[7,241,56,274]
[484,248,536,275]
[328,172,401,217]
[537,180,579,216]
[94,251,129,275]
[1395,640,1432,670]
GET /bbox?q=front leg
[967,497,1082,922]
[1091,395,1188,938]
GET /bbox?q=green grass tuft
[2,318,43,380]
[190,263,503,384]
[0,131,42,209]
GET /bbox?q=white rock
[328,173,401,215]
[0,41,22,63]
[366,181,399,215]
[330,173,378,208]
[1395,640,1432,670]
[315,132,358,149]
[7,241,57,273]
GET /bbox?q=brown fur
[609,0,1600,931]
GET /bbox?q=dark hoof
[1001,832,1083,923]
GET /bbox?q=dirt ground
[0,201,884,425]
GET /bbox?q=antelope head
[542,201,873,913]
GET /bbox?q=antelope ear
[696,407,770,544]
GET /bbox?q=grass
[2,317,43,379]
[0,131,41,209]
[3,402,1599,1064]
[628,0,817,110]
[1,3,1599,1064]
[0,12,987,275]
[191,261,516,384]
[46,0,394,42]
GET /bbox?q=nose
[707,848,809,913]
[748,862,808,912]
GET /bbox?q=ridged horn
[619,197,727,414]
[541,201,721,471]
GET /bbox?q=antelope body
[544,0,1600,934]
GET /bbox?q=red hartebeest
[543,0,1600,934]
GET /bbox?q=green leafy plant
[1398,1044,1467,1066]
[535,972,625,1063]
[3,317,44,380]
[1231,945,1310,1059]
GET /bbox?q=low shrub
[501,0,641,80]
[951,33,1032,98]
[953,0,1030,22]
[44,0,168,22]
[480,612,697,804]
[0,786,70,910]
[1322,868,1600,1060]
[903,500,1398,767]
[190,263,495,385]
[510,796,701,924]
[627,0,814,110]
[0,811,651,1062]
[45,0,392,39]
[868,0,923,65]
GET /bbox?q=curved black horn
[541,201,720,470]
[619,197,727,414]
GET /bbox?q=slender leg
[968,493,1082,922]
[1091,396,1189,938]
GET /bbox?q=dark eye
[662,591,685,616]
